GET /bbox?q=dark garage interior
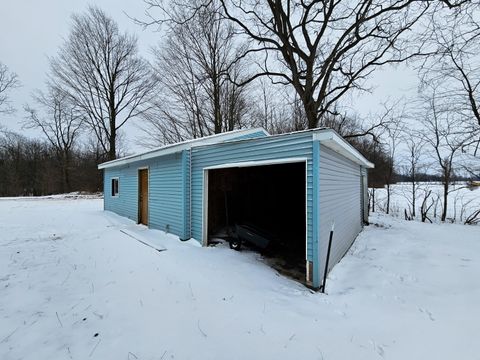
[207,162,306,281]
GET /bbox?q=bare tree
[0,62,20,114]
[420,188,434,223]
[419,87,474,222]
[139,0,250,146]
[49,6,158,160]
[419,4,480,154]
[250,79,284,133]
[143,0,467,131]
[383,116,405,214]
[401,130,425,219]
[248,79,319,135]
[0,128,104,196]
[464,208,480,225]
[24,86,84,192]
[414,4,480,222]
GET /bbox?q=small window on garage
[111,178,119,197]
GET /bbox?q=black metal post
[321,222,335,294]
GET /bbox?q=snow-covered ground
[1,197,479,360]
[371,182,480,223]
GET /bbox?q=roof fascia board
[313,130,374,168]
[98,127,269,170]
[98,143,191,169]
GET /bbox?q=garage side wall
[103,152,187,239]
[318,144,363,284]
[104,166,139,222]
[149,153,186,238]
[190,133,314,261]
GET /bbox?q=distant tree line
[395,173,473,183]
[0,129,104,196]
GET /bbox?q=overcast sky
[0,1,419,154]
[0,0,161,152]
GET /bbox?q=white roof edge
[98,127,269,170]
[313,130,374,168]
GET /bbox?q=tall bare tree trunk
[441,182,449,222]
[213,76,222,134]
[109,112,116,161]
[412,181,416,218]
[62,151,71,193]
[372,188,376,213]
[386,184,391,215]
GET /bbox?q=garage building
[98,127,373,289]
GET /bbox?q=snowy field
[371,183,480,223]
[1,197,479,360]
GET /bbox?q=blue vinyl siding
[104,153,186,239]
[104,166,139,222]
[149,153,185,238]
[318,144,363,286]
[102,130,265,240]
[190,132,314,261]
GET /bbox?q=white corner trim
[313,130,374,168]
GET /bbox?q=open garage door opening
[204,161,307,283]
